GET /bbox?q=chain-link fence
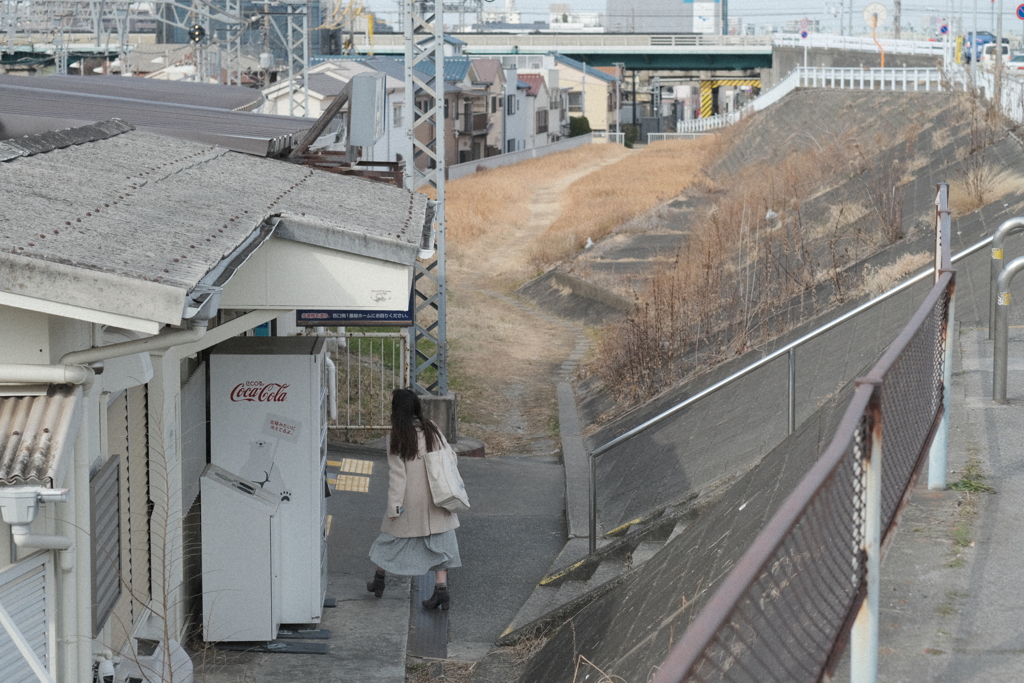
[654,182,955,682]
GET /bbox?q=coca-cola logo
[230,381,290,403]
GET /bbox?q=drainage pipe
[993,254,1024,402]
[988,217,1024,339]
[0,364,94,386]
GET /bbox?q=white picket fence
[676,66,945,134]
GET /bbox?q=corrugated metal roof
[0,82,310,156]
[0,119,132,161]
[0,121,430,327]
[0,74,264,112]
[0,386,82,488]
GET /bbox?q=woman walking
[367,389,461,610]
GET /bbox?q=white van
[980,42,1010,65]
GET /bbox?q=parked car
[980,42,1010,65]
[1007,54,1024,71]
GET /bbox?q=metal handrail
[587,234,992,553]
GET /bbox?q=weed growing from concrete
[949,456,995,494]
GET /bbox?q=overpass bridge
[352,32,773,71]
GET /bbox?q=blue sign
[800,30,809,39]
[1017,3,1024,20]
[296,291,414,327]
[940,24,949,34]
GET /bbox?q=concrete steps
[496,510,698,646]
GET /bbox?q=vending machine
[208,336,329,626]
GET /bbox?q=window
[491,96,497,113]
[506,94,516,114]
[567,92,583,113]
[506,139,515,153]
[444,97,449,119]
[393,103,403,127]
[536,109,548,134]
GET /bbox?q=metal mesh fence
[877,284,949,536]
[657,273,954,683]
[681,409,869,683]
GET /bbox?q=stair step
[501,584,560,638]
[630,540,664,568]
[666,519,690,545]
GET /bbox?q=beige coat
[380,427,460,538]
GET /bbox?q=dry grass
[949,167,1023,218]
[405,660,476,683]
[857,251,932,297]
[446,143,630,249]
[528,138,723,267]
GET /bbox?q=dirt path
[447,149,630,456]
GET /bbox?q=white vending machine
[209,336,329,626]
[201,464,280,642]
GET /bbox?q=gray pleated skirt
[369,530,462,576]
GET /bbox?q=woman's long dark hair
[389,388,442,461]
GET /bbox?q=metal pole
[996,0,1004,110]
[972,0,978,81]
[929,290,955,489]
[929,183,953,490]
[588,453,597,555]
[851,389,882,683]
[787,347,796,435]
[988,218,1024,338]
[993,255,1024,402]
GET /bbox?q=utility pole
[972,0,978,81]
[404,0,450,402]
[894,0,901,39]
[996,0,1003,110]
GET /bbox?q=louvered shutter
[0,553,52,683]
[91,454,121,636]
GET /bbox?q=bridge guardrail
[774,33,946,55]
[677,66,944,133]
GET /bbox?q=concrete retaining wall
[447,133,595,181]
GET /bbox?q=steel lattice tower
[403,0,447,396]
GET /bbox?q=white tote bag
[424,431,470,513]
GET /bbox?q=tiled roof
[518,73,545,97]
[0,386,82,488]
[471,58,502,85]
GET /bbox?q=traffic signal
[188,24,205,43]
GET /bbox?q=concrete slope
[517,379,858,682]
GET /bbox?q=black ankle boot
[422,583,450,610]
[367,570,386,598]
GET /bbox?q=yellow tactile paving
[327,460,342,467]
[339,458,373,475]
[335,475,370,492]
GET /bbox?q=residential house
[502,69,530,153]
[505,53,619,133]
[0,120,432,682]
[518,73,557,148]
[468,58,507,158]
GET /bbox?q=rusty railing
[653,184,955,682]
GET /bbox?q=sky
[362,1,1024,37]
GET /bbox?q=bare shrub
[591,110,933,402]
